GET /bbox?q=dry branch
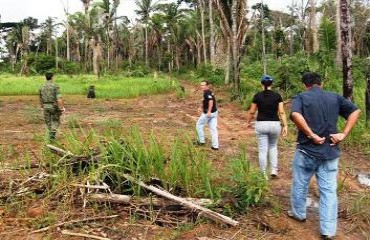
[122,174,239,226]
[61,230,111,240]
[72,184,110,190]
[46,144,74,157]
[86,193,213,207]
[29,215,119,234]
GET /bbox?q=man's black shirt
[202,90,217,113]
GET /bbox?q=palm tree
[135,0,157,67]
[94,0,122,69]
[40,17,57,55]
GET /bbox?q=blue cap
[261,74,273,82]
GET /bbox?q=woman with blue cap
[246,74,288,179]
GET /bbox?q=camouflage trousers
[43,106,61,141]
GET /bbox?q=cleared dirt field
[0,83,369,239]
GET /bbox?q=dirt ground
[0,82,369,240]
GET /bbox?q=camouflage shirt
[39,81,62,108]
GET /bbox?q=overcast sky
[0,0,295,23]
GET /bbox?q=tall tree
[40,17,57,55]
[209,0,215,65]
[216,0,249,90]
[135,0,157,67]
[308,0,319,53]
[339,0,353,101]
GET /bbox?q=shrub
[61,61,81,75]
[228,147,268,212]
[28,54,55,74]
[195,63,225,85]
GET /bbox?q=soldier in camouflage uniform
[39,72,65,141]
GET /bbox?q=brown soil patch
[0,82,369,239]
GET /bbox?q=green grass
[0,74,174,98]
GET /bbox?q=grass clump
[227,147,269,212]
[42,126,267,214]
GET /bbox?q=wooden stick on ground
[122,174,239,226]
[86,193,213,207]
[29,215,119,234]
[61,230,111,240]
[46,144,74,157]
[72,184,111,190]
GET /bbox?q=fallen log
[46,144,74,157]
[46,146,238,225]
[46,144,100,166]
[29,215,119,234]
[86,193,213,207]
[61,230,111,240]
[122,174,239,226]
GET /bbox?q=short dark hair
[302,72,322,87]
[45,72,54,80]
[201,80,210,85]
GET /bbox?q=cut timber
[61,230,111,240]
[29,215,119,234]
[46,144,99,165]
[72,184,110,190]
[46,144,74,157]
[86,193,213,207]
[122,174,239,226]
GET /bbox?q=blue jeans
[196,111,218,148]
[255,121,281,173]
[290,149,339,236]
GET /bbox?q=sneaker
[193,141,205,146]
[270,169,278,178]
[287,210,306,222]
[321,235,335,240]
[211,147,219,151]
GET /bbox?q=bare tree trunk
[336,0,342,66]
[366,76,370,126]
[66,23,70,61]
[309,0,319,53]
[340,0,353,101]
[196,34,202,68]
[261,0,267,74]
[231,0,239,91]
[175,46,180,72]
[55,38,59,69]
[209,0,215,66]
[145,25,148,67]
[225,41,231,84]
[199,0,207,64]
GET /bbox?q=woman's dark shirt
[252,90,283,121]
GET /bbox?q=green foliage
[319,17,336,52]
[228,147,268,212]
[31,213,57,229]
[195,64,225,85]
[349,193,370,229]
[0,74,174,99]
[28,54,55,74]
[61,61,81,75]
[122,63,151,77]
[238,52,310,108]
[316,17,337,78]
[0,62,13,73]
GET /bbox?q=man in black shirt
[196,80,219,150]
